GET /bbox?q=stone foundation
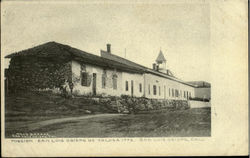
[96,95,190,114]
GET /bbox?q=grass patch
[5,91,211,138]
[5,91,113,119]
[5,107,210,138]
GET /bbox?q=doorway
[131,80,134,96]
[92,73,96,95]
[164,85,166,99]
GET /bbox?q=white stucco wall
[121,72,144,97]
[71,60,195,100]
[144,73,195,100]
[71,60,122,96]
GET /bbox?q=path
[27,113,125,131]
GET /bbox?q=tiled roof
[5,41,145,74]
[5,41,196,87]
[146,69,196,87]
[101,50,147,70]
[101,48,195,87]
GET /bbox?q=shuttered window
[153,85,157,95]
[102,70,107,89]
[175,89,179,97]
[139,83,142,93]
[81,72,88,86]
[102,75,106,88]
[112,75,117,90]
[148,84,150,94]
[125,81,129,91]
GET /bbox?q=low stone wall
[95,95,190,114]
[189,100,211,108]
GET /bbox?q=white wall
[144,73,195,100]
[71,60,195,100]
[121,72,144,97]
[71,60,122,96]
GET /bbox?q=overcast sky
[2,0,210,82]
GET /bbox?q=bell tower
[154,50,167,73]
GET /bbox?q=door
[92,73,96,95]
[164,85,166,99]
[131,80,134,96]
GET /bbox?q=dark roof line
[145,68,196,87]
[5,41,145,74]
[100,50,148,69]
[100,49,195,87]
[5,41,197,87]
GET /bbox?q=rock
[92,98,100,103]
[85,110,92,114]
[100,98,111,104]
[122,110,130,114]
[100,93,108,97]
[110,101,117,106]
[174,124,180,128]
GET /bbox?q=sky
[2,0,210,82]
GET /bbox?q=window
[180,90,182,97]
[184,91,186,98]
[187,91,189,99]
[81,72,88,86]
[102,70,107,88]
[172,89,174,97]
[169,88,171,97]
[80,64,88,86]
[175,89,178,97]
[153,85,157,95]
[139,83,142,93]
[112,74,117,90]
[131,80,134,95]
[159,86,161,96]
[148,84,150,94]
[102,75,106,88]
[125,81,129,91]
[164,85,166,98]
[189,92,191,98]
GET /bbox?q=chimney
[153,63,156,70]
[107,44,111,53]
[156,65,159,71]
